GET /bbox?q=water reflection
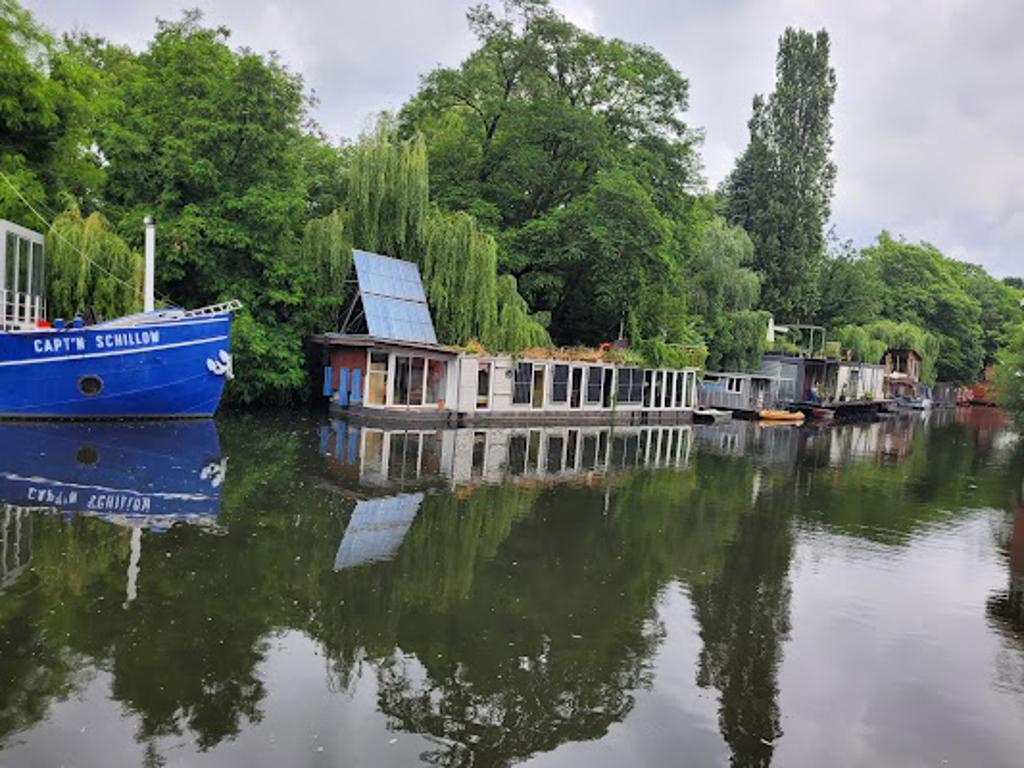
[0,421,223,527]
[0,412,1021,767]
[320,422,693,490]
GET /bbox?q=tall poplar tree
[726,28,836,322]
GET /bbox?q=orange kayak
[758,409,806,424]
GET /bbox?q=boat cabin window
[513,363,532,404]
[643,370,654,407]
[586,366,603,403]
[570,367,583,408]
[615,368,644,404]
[674,372,685,406]
[727,377,743,394]
[551,364,569,403]
[425,359,446,404]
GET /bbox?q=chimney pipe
[144,216,155,313]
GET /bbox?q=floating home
[700,353,886,416]
[313,251,700,425]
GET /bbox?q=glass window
[551,364,569,403]
[617,368,630,402]
[531,367,545,409]
[570,367,583,408]
[513,362,532,404]
[587,367,603,403]
[476,362,491,408]
[393,356,411,405]
[675,372,684,406]
[31,242,43,296]
[653,371,664,408]
[2,233,12,291]
[409,357,425,405]
[630,369,644,404]
[425,359,446,404]
[367,352,389,405]
[643,370,654,407]
[17,237,28,294]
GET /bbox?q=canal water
[0,410,1022,767]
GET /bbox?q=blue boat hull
[0,314,233,418]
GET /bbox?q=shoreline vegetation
[1,0,1021,414]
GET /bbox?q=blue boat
[0,218,239,418]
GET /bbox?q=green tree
[684,216,767,370]
[46,206,142,319]
[0,0,108,222]
[400,0,702,345]
[959,263,1023,368]
[995,324,1024,427]
[860,233,984,383]
[726,28,836,322]
[816,234,882,329]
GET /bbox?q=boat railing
[0,290,46,332]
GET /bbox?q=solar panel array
[352,250,437,344]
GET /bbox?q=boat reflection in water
[0,421,225,600]
[320,420,694,491]
[0,421,224,527]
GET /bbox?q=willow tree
[300,207,352,331]
[344,124,547,351]
[348,122,428,264]
[45,207,142,320]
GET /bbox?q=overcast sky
[26,0,1023,277]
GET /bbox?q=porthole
[78,375,103,397]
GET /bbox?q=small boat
[758,409,805,424]
[0,218,239,419]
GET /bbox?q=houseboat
[314,250,700,425]
[699,354,886,419]
[0,218,239,419]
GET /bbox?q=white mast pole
[143,215,155,313]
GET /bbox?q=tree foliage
[726,28,836,322]
[3,0,1018,402]
[45,207,141,319]
[400,0,702,347]
[835,319,940,384]
[995,323,1024,427]
[683,215,766,370]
